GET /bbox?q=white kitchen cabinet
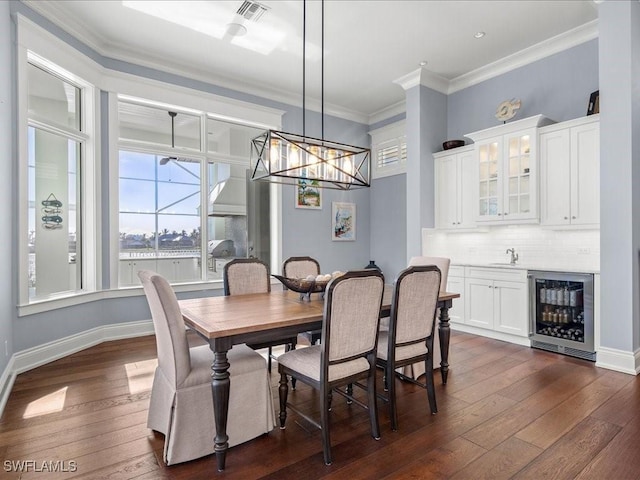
[119,257,200,286]
[464,267,528,337]
[156,257,200,283]
[539,115,600,227]
[119,258,158,286]
[466,115,554,224]
[446,265,465,325]
[434,146,476,230]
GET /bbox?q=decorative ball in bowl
[442,139,465,150]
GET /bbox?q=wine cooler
[528,270,595,361]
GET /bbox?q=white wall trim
[450,324,532,347]
[595,346,640,375]
[0,357,16,421]
[448,20,598,94]
[0,320,154,418]
[12,319,154,376]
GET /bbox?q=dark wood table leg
[438,300,452,384]
[211,347,230,471]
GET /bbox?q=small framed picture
[587,90,599,116]
[295,179,322,209]
[331,202,356,241]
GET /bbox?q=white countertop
[451,262,599,274]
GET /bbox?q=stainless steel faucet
[506,248,519,265]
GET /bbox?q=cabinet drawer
[465,266,527,283]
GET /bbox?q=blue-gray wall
[598,0,640,354]
[447,39,599,139]
[0,0,14,372]
[8,2,374,352]
[370,174,406,282]
[5,2,603,357]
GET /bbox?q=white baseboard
[450,323,532,347]
[595,346,640,375]
[0,319,155,422]
[0,356,16,420]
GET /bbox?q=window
[117,99,265,286]
[26,63,87,300]
[369,121,407,179]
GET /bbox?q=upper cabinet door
[477,139,503,222]
[539,116,599,228]
[571,122,600,226]
[503,129,536,221]
[468,115,552,225]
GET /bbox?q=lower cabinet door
[465,277,494,330]
[446,275,465,325]
[494,280,528,336]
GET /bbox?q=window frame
[369,120,407,179]
[17,20,99,308]
[16,14,284,315]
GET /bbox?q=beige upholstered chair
[277,270,385,465]
[223,258,297,371]
[283,256,322,345]
[401,256,450,380]
[376,265,441,430]
[138,270,275,465]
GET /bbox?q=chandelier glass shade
[251,129,370,190]
[250,0,371,189]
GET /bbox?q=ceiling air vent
[236,1,269,22]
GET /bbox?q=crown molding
[368,100,406,126]
[448,20,599,94]
[20,0,370,125]
[20,1,598,126]
[393,67,449,95]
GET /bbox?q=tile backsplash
[422,225,600,272]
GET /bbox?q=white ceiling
[25,0,599,123]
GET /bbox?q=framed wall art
[295,179,322,209]
[331,202,356,241]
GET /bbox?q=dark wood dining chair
[376,264,441,430]
[283,256,322,345]
[223,258,297,372]
[277,269,385,465]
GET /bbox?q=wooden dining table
[179,286,459,471]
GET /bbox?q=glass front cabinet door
[468,115,553,224]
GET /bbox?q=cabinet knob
[457,222,461,224]
[452,222,456,225]
[572,216,576,219]
[504,212,508,216]
[564,216,568,220]
[498,213,502,216]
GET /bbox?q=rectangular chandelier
[250,130,371,190]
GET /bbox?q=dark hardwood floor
[2,331,640,479]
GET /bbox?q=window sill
[18,280,227,317]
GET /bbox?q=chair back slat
[138,270,191,388]
[408,256,450,292]
[283,256,320,279]
[224,258,270,296]
[323,271,384,364]
[394,267,441,345]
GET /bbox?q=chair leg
[367,365,381,440]
[387,362,398,431]
[425,355,438,414]
[287,341,297,390]
[279,372,289,429]
[268,347,272,372]
[320,385,332,465]
[346,383,353,405]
